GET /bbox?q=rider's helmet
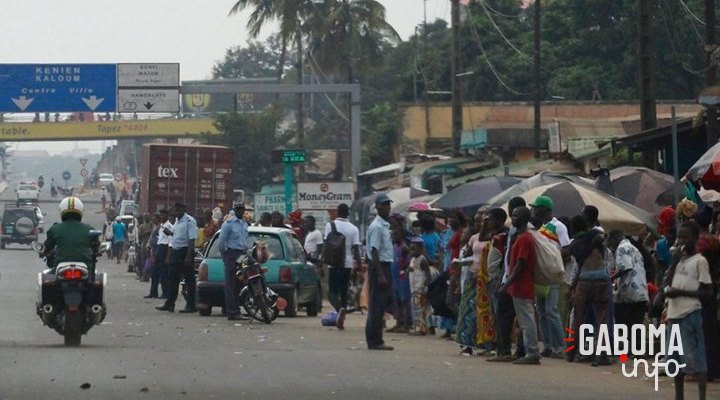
[59,196,84,221]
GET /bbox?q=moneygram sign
[297,182,354,210]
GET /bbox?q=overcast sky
[2,0,450,154]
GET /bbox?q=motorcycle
[236,242,279,324]
[34,231,110,346]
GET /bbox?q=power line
[468,19,532,96]
[306,51,351,122]
[472,1,534,63]
[678,0,705,25]
[481,0,525,19]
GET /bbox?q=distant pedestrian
[607,229,648,354]
[659,221,712,400]
[257,212,272,227]
[218,201,251,321]
[303,216,324,263]
[407,237,430,335]
[271,211,291,229]
[202,209,220,249]
[499,206,540,365]
[100,187,107,210]
[145,213,162,299]
[112,217,126,264]
[566,215,610,365]
[324,203,362,330]
[156,203,198,313]
[365,194,394,350]
[530,196,568,359]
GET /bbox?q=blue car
[196,227,322,317]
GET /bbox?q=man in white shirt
[324,203,362,329]
[303,216,324,262]
[661,221,712,400]
[152,209,174,300]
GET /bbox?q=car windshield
[121,204,138,216]
[3,209,37,222]
[206,232,284,261]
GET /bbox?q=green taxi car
[196,227,322,317]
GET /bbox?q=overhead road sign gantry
[0,64,117,112]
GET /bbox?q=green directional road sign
[272,149,306,164]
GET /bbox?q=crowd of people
[359,193,719,399]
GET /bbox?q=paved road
[0,196,716,399]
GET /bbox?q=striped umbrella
[687,141,720,190]
[486,181,656,236]
[610,166,680,213]
[436,176,521,215]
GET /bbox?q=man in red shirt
[499,206,540,365]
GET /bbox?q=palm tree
[229,0,286,87]
[310,0,400,84]
[309,0,399,179]
[229,0,317,178]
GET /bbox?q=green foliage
[200,106,290,193]
[362,102,404,169]
[607,148,642,169]
[212,37,283,79]
[220,0,712,171]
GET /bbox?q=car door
[284,232,316,296]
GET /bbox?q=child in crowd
[409,237,431,335]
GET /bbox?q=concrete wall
[402,102,703,152]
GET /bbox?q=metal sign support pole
[284,163,293,216]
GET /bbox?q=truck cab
[15,182,40,205]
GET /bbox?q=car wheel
[198,307,211,317]
[284,286,298,318]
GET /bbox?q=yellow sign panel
[0,119,219,141]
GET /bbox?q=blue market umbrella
[436,176,521,215]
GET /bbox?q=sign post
[62,170,71,188]
[272,149,307,215]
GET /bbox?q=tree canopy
[214,0,713,171]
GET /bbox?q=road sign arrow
[11,96,34,111]
[82,95,104,111]
[143,102,154,110]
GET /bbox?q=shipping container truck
[140,144,234,217]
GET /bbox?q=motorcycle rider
[43,196,95,274]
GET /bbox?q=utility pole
[638,0,656,133]
[423,0,432,142]
[297,34,306,181]
[533,0,542,158]
[451,0,463,157]
[706,0,718,146]
[638,0,657,168]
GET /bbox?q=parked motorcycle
[34,231,109,346]
[236,242,278,324]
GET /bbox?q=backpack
[323,221,346,268]
[530,230,565,285]
[104,222,114,240]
